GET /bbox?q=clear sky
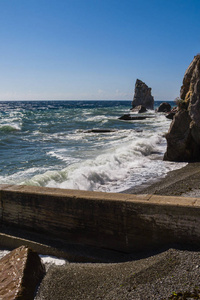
[0,0,200,101]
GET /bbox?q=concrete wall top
[0,184,199,208]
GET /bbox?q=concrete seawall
[0,184,200,254]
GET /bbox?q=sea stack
[164,54,200,161]
[132,79,154,110]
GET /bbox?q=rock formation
[166,107,178,120]
[0,246,45,299]
[164,54,200,161]
[118,114,152,121]
[157,102,171,113]
[118,114,147,121]
[132,79,154,110]
[86,129,116,133]
[131,105,147,113]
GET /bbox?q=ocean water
[0,100,185,193]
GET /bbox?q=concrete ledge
[0,232,71,260]
[0,184,200,253]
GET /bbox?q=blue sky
[0,0,200,101]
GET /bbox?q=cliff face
[164,54,200,161]
[132,79,154,110]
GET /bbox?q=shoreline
[123,162,200,197]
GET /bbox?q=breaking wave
[0,124,21,132]
[22,132,184,193]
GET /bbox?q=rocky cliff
[164,54,200,161]
[132,79,154,110]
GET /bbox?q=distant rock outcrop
[118,114,154,121]
[157,102,171,113]
[131,105,147,113]
[164,54,200,161]
[119,114,147,120]
[132,79,154,110]
[86,129,116,133]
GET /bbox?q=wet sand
[35,163,200,299]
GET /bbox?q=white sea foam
[47,150,80,164]
[0,167,52,185]
[0,112,23,132]
[86,115,109,122]
[22,129,186,193]
[39,255,67,266]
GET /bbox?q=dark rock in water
[131,105,147,113]
[166,107,178,120]
[119,114,152,121]
[0,245,45,299]
[132,79,154,110]
[164,54,200,161]
[166,112,175,120]
[157,102,171,113]
[86,129,116,133]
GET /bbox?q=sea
[0,100,185,193]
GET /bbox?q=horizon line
[0,99,173,102]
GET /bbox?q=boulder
[131,105,147,113]
[132,79,154,110]
[164,54,200,161]
[157,102,171,113]
[0,245,45,299]
[166,107,178,120]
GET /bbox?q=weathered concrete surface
[0,232,77,261]
[0,245,45,300]
[0,185,200,253]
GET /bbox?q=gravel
[35,248,200,299]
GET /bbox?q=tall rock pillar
[132,79,154,110]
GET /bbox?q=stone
[132,79,154,110]
[131,105,147,113]
[86,129,116,133]
[0,245,45,300]
[118,114,149,121]
[156,102,171,113]
[164,54,200,161]
[166,107,178,120]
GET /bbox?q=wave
[0,167,51,185]
[0,124,21,132]
[21,133,185,193]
